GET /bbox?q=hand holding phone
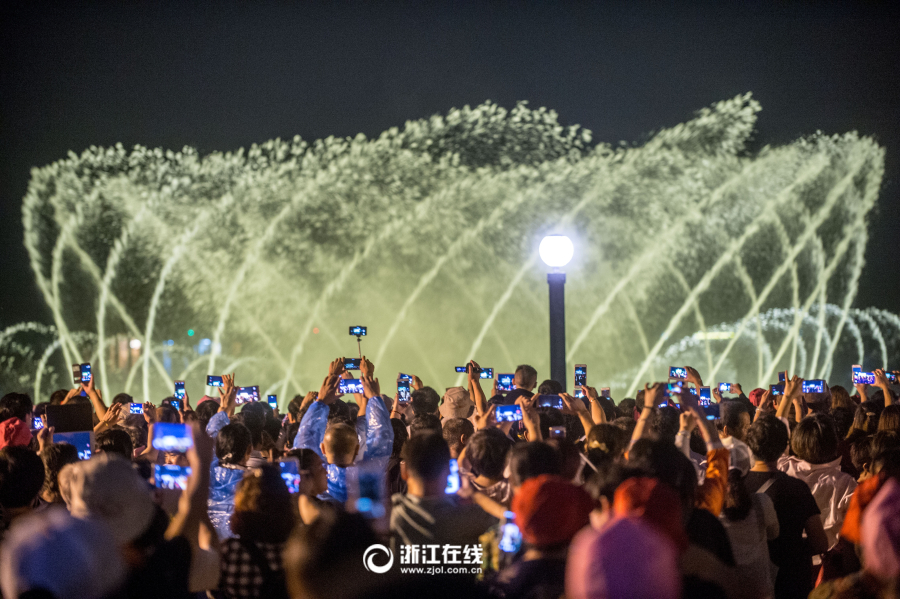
[397,381,411,403]
[496,374,515,393]
[495,404,523,422]
[669,366,687,380]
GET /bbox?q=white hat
[440,387,474,419]
[67,453,155,545]
[0,507,126,599]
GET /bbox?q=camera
[155,464,191,491]
[718,382,732,394]
[339,378,365,394]
[445,459,460,495]
[206,375,224,387]
[344,358,361,370]
[770,384,784,396]
[174,381,186,399]
[397,381,411,403]
[267,395,278,408]
[130,403,144,415]
[802,380,825,394]
[574,364,587,388]
[151,422,193,453]
[235,386,260,405]
[349,326,367,337]
[536,394,563,409]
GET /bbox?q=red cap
[613,477,688,553]
[748,388,765,407]
[512,474,593,546]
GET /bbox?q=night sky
[2,1,898,328]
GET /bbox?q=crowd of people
[0,355,899,599]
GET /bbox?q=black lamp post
[539,235,574,390]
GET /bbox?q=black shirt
[490,389,533,406]
[745,470,821,599]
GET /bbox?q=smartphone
[267,395,278,409]
[886,372,898,384]
[344,358,361,370]
[802,379,826,394]
[31,417,44,431]
[54,431,93,460]
[666,381,683,399]
[669,366,687,380]
[718,382,732,394]
[779,371,786,383]
[235,386,260,404]
[479,368,494,380]
[71,364,82,385]
[536,394,563,410]
[168,399,182,411]
[705,403,720,421]
[445,458,460,495]
[130,403,144,415]
[350,462,386,519]
[206,375,224,387]
[574,388,586,399]
[495,404,523,422]
[398,373,413,382]
[574,364,587,388]
[338,378,364,394]
[79,363,91,383]
[278,458,301,494]
[349,326,367,337]
[853,370,876,385]
[155,464,191,490]
[455,366,468,373]
[499,511,523,554]
[770,384,784,396]
[549,425,566,439]
[151,422,193,453]
[600,387,611,398]
[496,373,515,392]
[397,381,411,403]
[699,387,711,400]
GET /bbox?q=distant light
[187,329,195,337]
[200,338,211,346]
[129,339,142,349]
[694,331,735,340]
[166,339,174,346]
[539,235,574,268]
[313,327,319,334]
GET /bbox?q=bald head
[321,423,360,467]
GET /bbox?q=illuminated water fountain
[2,94,896,404]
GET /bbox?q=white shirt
[777,455,856,548]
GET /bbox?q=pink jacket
[777,455,856,548]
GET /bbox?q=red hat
[512,474,592,546]
[613,477,688,553]
[748,388,765,407]
[0,418,33,450]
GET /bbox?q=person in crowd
[220,463,296,599]
[462,428,514,505]
[585,423,628,459]
[293,358,393,504]
[285,447,331,524]
[745,413,828,599]
[387,418,409,495]
[0,416,33,451]
[410,413,443,436]
[38,442,79,505]
[0,446,45,535]
[209,421,253,539]
[492,365,537,405]
[410,386,442,419]
[94,426,134,459]
[878,403,900,432]
[718,400,753,470]
[440,386,475,421]
[390,432,496,549]
[811,478,900,599]
[718,455,779,598]
[443,416,475,459]
[490,475,592,599]
[777,412,857,548]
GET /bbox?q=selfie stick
[355,334,363,359]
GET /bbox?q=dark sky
[2,1,899,328]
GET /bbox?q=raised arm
[583,385,608,425]
[875,369,893,406]
[632,383,662,445]
[293,370,340,456]
[81,374,108,420]
[467,360,488,417]
[561,392,595,440]
[361,375,393,461]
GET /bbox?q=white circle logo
[363,544,394,574]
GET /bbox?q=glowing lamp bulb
[539,235,574,268]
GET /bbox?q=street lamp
[540,235,573,389]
